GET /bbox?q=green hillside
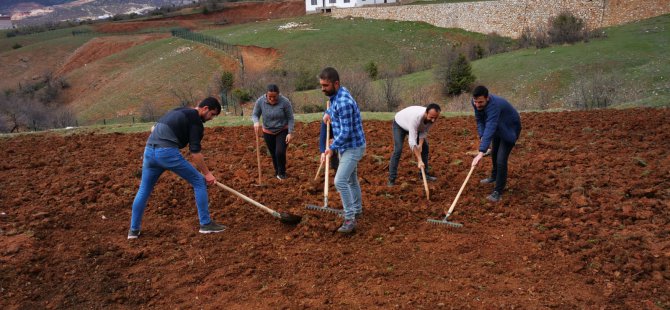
[381,14,670,110]
[64,37,232,122]
[203,14,490,72]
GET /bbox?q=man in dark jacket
[128,97,225,239]
[471,86,522,202]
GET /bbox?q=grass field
[203,14,489,72]
[64,37,234,123]
[0,26,94,53]
[339,14,669,111]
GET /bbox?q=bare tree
[140,101,160,122]
[341,69,373,111]
[380,73,402,112]
[171,86,196,107]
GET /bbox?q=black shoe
[276,174,287,180]
[337,219,356,234]
[199,221,227,234]
[419,172,437,182]
[487,191,501,202]
[480,177,495,184]
[387,179,395,187]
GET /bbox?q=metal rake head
[306,204,344,216]
[427,217,463,228]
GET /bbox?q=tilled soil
[1,108,668,308]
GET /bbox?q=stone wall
[331,0,670,38]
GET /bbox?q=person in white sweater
[388,103,441,186]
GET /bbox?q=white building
[306,0,397,14]
[0,16,13,30]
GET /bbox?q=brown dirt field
[93,0,305,34]
[240,45,280,73]
[56,34,170,76]
[1,108,668,308]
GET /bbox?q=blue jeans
[130,147,212,231]
[389,120,429,181]
[334,146,366,220]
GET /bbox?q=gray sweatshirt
[251,94,295,134]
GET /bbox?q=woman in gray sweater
[251,84,295,180]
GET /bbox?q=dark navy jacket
[146,108,204,153]
[472,94,522,152]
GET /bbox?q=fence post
[103,119,106,125]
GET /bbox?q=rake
[306,104,344,216]
[427,164,476,228]
[215,181,302,225]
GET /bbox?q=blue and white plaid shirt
[325,86,366,153]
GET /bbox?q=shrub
[294,68,319,91]
[301,104,323,113]
[364,61,378,80]
[232,88,252,103]
[549,12,585,44]
[12,43,22,49]
[439,53,476,96]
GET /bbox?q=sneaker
[276,174,287,180]
[337,219,356,234]
[199,221,227,234]
[127,229,141,239]
[480,177,496,184]
[487,191,501,202]
[387,179,395,187]
[419,172,437,182]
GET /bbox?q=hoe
[215,181,302,225]
[427,165,476,228]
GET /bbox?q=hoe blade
[306,204,344,216]
[278,212,302,225]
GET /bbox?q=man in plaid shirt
[319,67,367,234]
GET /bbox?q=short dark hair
[267,84,280,93]
[472,85,489,98]
[426,103,441,113]
[319,67,340,83]
[198,97,221,114]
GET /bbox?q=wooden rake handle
[255,131,262,185]
[420,166,430,201]
[444,165,476,217]
[324,119,331,199]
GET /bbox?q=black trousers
[490,136,515,193]
[263,129,288,176]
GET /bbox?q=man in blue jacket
[471,86,521,202]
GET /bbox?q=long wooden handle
[314,160,324,181]
[215,181,277,217]
[420,166,430,201]
[324,121,330,199]
[445,165,475,216]
[255,132,262,185]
